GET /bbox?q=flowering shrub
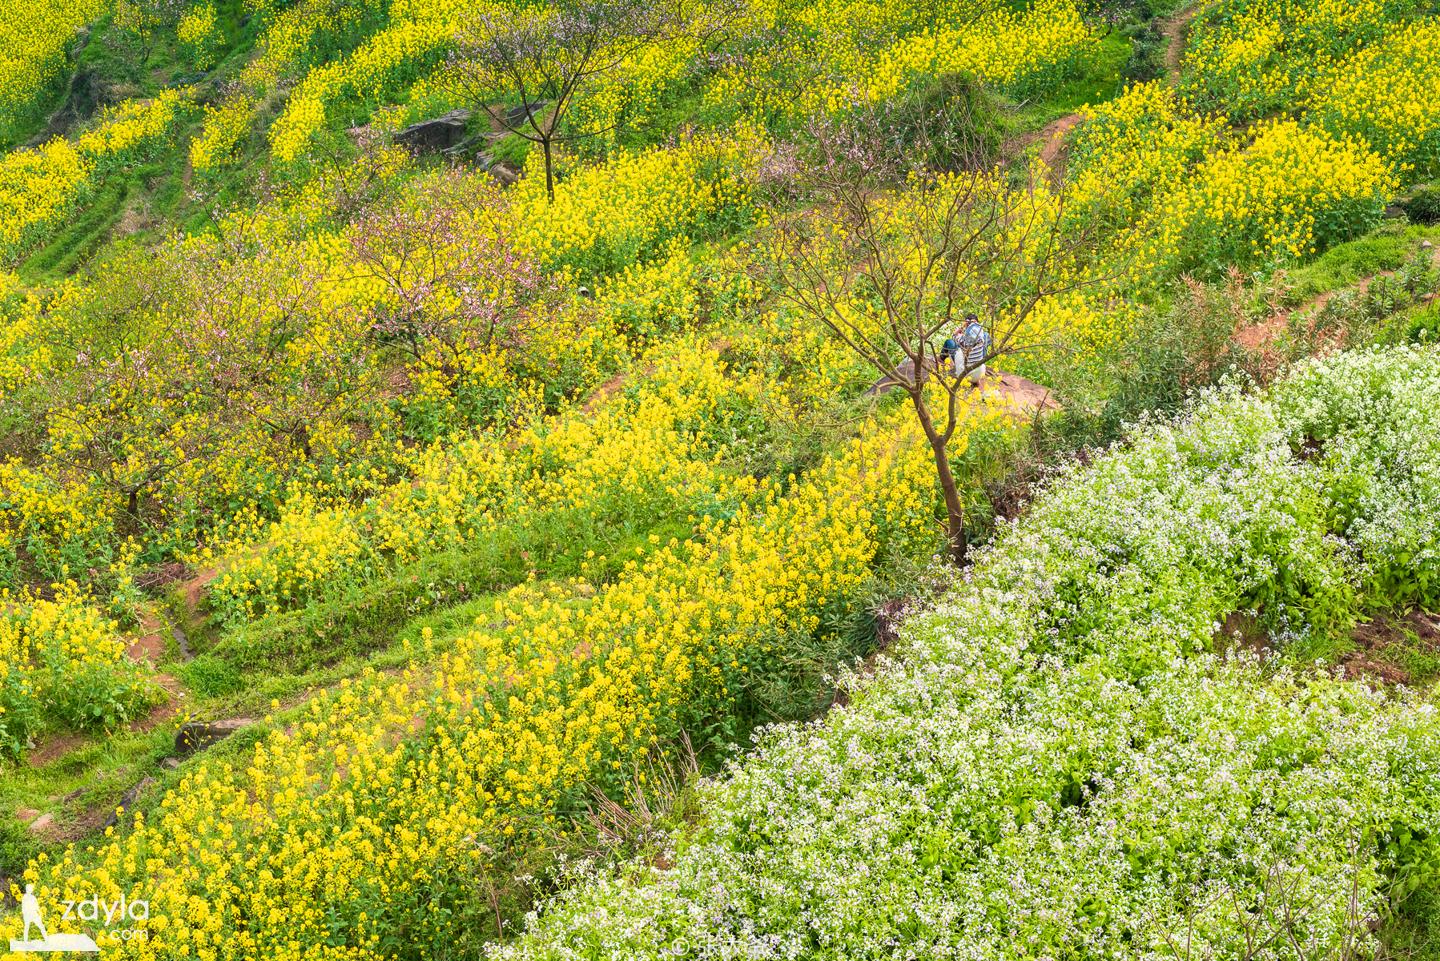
[706,0,1095,122]
[0,89,193,259]
[1144,120,1394,278]
[207,337,762,624]
[177,3,223,71]
[1067,82,1226,230]
[495,346,1440,961]
[1180,0,1427,119]
[513,134,757,277]
[0,0,106,140]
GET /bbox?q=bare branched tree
[767,95,1103,563]
[446,0,738,201]
[348,176,551,376]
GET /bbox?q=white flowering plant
[493,346,1440,961]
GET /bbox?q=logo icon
[9,884,100,954]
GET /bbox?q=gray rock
[175,717,254,755]
[103,777,158,830]
[505,101,547,128]
[172,624,193,660]
[865,356,939,396]
[28,813,54,835]
[394,109,473,152]
[488,162,521,186]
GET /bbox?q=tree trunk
[542,137,555,202]
[909,389,968,564]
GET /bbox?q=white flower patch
[494,347,1440,961]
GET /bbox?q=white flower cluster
[494,346,1440,961]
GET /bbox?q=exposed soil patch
[581,371,630,414]
[126,608,168,663]
[1215,610,1274,656]
[25,732,89,769]
[1345,610,1440,686]
[1003,113,1084,183]
[180,565,224,620]
[1037,114,1083,178]
[133,560,194,594]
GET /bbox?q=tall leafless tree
[767,97,1104,563]
[446,0,738,201]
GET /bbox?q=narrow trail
[1002,113,1085,184]
[1235,242,1440,356]
[1161,3,1202,83]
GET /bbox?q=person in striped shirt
[943,313,990,386]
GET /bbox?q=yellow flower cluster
[859,0,1094,106]
[0,89,191,257]
[0,138,90,256]
[1180,0,1418,118]
[1145,119,1395,276]
[76,89,192,167]
[269,0,487,163]
[1305,17,1440,180]
[0,0,106,136]
[208,335,756,623]
[0,584,157,754]
[706,0,1093,120]
[514,133,757,275]
[191,0,363,172]
[7,383,1020,957]
[1067,82,1227,229]
[177,3,223,71]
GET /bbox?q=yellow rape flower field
[1,0,1440,956]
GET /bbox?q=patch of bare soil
[1345,610,1440,686]
[1037,114,1083,178]
[1003,113,1084,183]
[1215,610,1274,656]
[25,732,90,769]
[126,608,168,663]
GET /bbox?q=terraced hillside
[0,0,1438,957]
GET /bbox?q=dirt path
[1235,242,1440,356]
[1161,4,1202,83]
[1003,112,1085,183]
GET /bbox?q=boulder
[175,717,254,755]
[394,109,473,152]
[865,356,938,396]
[488,161,521,186]
[505,101,547,127]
